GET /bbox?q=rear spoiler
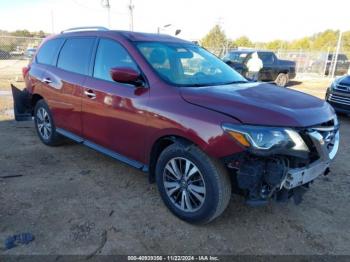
[11,84,32,121]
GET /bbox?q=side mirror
[110,67,143,86]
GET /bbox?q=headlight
[222,124,309,153]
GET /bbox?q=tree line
[0,29,47,38]
[201,25,350,55]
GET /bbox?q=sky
[0,0,349,41]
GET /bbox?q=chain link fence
[276,49,350,78]
[206,46,350,79]
[0,36,43,87]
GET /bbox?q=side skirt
[56,128,148,172]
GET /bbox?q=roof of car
[228,50,272,54]
[116,31,190,43]
[52,29,192,44]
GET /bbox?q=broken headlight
[222,124,309,154]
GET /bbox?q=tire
[155,143,231,224]
[275,73,289,87]
[34,99,64,146]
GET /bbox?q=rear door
[28,38,64,100]
[82,38,149,163]
[41,37,96,136]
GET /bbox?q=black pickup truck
[223,50,296,87]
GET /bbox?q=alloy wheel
[163,157,206,212]
[36,107,52,140]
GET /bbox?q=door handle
[42,77,52,84]
[84,89,96,99]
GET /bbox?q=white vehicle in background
[9,49,24,58]
[24,48,36,59]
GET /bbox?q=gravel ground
[0,79,349,256]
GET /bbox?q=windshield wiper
[181,81,248,87]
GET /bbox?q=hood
[180,82,335,127]
[338,75,350,86]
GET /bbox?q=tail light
[22,66,30,78]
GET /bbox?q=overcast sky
[0,0,349,41]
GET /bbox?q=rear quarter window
[36,38,64,65]
[57,38,95,75]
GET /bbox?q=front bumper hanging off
[231,122,340,205]
[283,129,339,190]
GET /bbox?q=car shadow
[286,80,302,87]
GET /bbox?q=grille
[309,119,339,161]
[328,93,350,106]
[334,84,350,92]
[300,118,339,163]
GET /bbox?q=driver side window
[93,39,138,82]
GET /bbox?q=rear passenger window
[57,38,95,75]
[93,39,138,82]
[36,38,64,65]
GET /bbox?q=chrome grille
[309,123,339,161]
[328,94,350,106]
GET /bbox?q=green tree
[289,37,311,50]
[37,30,47,38]
[201,25,227,51]
[265,40,288,50]
[311,29,338,50]
[11,30,33,37]
[231,36,253,48]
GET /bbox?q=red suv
[13,27,339,224]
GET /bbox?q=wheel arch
[31,93,44,114]
[278,69,289,75]
[148,135,196,183]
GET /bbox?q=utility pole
[331,30,343,79]
[51,10,55,34]
[128,0,134,31]
[101,0,111,28]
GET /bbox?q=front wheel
[156,143,231,224]
[275,73,289,87]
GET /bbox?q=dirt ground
[0,75,350,256]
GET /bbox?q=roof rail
[61,26,109,34]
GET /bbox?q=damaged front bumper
[283,129,339,190]
[226,122,340,205]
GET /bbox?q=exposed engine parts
[229,155,314,206]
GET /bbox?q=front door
[82,38,149,163]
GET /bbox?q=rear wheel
[156,143,231,224]
[275,73,289,87]
[34,100,64,146]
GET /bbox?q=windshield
[136,42,247,86]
